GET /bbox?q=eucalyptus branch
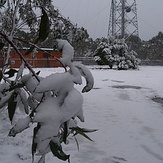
[0,32,40,82]
[10,0,21,37]
[14,37,67,72]
[16,16,41,30]
[2,44,11,73]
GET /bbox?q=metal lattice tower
[108,0,139,40]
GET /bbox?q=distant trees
[125,32,163,60]
[146,32,163,60]
[91,32,163,62]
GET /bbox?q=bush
[94,38,140,70]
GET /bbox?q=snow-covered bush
[94,38,140,70]
[94,39,115,68]
[0,1,96,162]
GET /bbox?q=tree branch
[0,32,40,82]
[14,37,67,72]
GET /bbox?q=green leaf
[7,92,18,122]
[4,69,18,78]
[36,70,41,76]
[0,42,4,50]
[25,8,49,55]
[62,122,68,144]
[0,70,2,82]
[0,0,6,8]
[32,123,41,161]
[38,8,50,42]
[25,38,39,55]
[70,127,98,142]
[77,128,98,133]
[8,83,24,92]
[25,46,35,55]
[49,140,70,162]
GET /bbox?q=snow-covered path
[80,66,163,163]
[1,66,163,163]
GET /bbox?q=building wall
[1,49,62,68]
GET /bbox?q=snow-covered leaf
[17,88,29,114]
[8,116,31,137]
[56,39,74,66]
[74,63,94,93]
[4,69,18,78]
[0,91,13,108]
[35,72,74,93]
[15,62,25,81]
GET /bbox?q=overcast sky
[53,0,163,41]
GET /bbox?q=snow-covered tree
[94,38,140,70]
[0,1,96,163]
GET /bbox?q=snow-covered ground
[1,66,163,163]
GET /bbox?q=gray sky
[53,0,163,41]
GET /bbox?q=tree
[0,1,96,162]
[94,38,140,70]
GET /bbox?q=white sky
[53,0,163,41]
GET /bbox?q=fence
[140,60,163,66]
[1,52,163,68]
[0,49,62,68]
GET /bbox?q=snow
[56,39,74,66]
[1,66,163,163]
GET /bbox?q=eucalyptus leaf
[0,42,4,50]
[15,62,25,81]
[18,88,29,114]
[63,122,68,144]
[8,83,24,92]
[7,92,18,122]
[70,127,98,142]
[25,38,39,55]
[24,8,49,55]
[25,45,35,55]
[0,91,13,109]
[38,8,50,42]
[4,69,18,78]
[32,123,41,160]
[0,70,2,82]
[49,140,70,162]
